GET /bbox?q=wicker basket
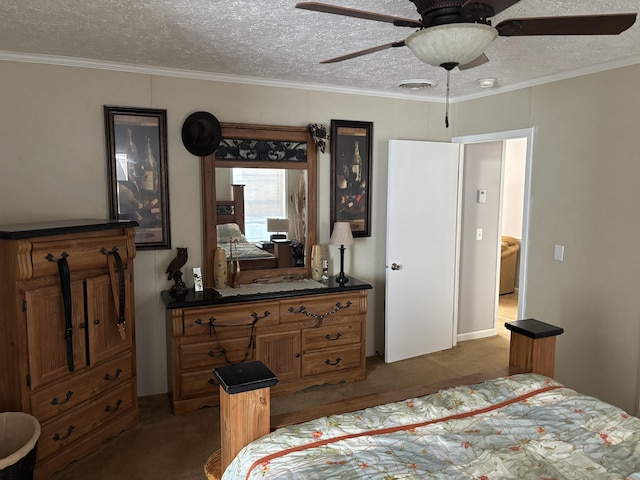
[0,413,41,480]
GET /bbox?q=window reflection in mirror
[217,168,287,242]
[216,167,308,266]
[216,168,308,245]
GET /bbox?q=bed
[224,373,640,479]
[216,185,278,270]
[207,320,640,479]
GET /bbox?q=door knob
[391,263,401,271]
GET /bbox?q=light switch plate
[553,245,564,262]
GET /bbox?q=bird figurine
[166,247,188,296]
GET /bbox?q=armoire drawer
[30,353,133,423]
[302,321,362,353]
[28,233,131,279]
[37,382,135,461]
[302,345,362,376]
[280,293,361,324]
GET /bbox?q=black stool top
[213,361,278,394]
[505,318,564,339]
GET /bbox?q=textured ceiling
[1,1,640,101]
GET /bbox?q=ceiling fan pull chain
[445,69,451,129]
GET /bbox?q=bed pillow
[217,223,247,243]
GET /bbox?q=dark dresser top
[162,276,372,309]
[0,218,138,240]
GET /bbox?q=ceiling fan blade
[496,13,637,36]
[320,41,405,64]
[296,2,421,27]
[462,0,521,17]
[458,53,490,70]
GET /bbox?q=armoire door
[24,281,87,389]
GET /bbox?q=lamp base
[335,273,349,284]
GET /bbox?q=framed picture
[104,106,171,249]
[330,120,373,237]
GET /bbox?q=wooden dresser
[162,278,372,414]
[0,219,138,479]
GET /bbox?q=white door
[385,140,461,363]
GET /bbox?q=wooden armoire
[0,219,138,479]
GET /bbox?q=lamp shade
[330,222,354,246]
[405,23,498,68]
[266,218,289,233]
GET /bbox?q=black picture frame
[104,106,171,249]
[330,120,373,238]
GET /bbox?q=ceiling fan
[295,1,637,71]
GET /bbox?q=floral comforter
[222,374,640,480]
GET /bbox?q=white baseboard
[457,328,497,342]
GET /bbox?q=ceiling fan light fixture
[398,79,436,90]
[405,23,498,68]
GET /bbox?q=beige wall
[454,64,640,414]
[3,59,640,414]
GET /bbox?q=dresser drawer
[31,353,133,423]
[302,321,362,353]
[179,370,220,399]
[183,301,279,337]
[28,233,131,279]
[302,345,362,376]
[179,339,254,370]
[280,293,361,324]
[37,382,135,461]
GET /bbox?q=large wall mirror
[202,123,317,286]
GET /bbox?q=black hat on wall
[181,111,222,156]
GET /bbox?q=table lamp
[266,218,289,241]
[330,222,354,284]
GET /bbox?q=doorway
[453,128,535,338]
[497,138,527,332]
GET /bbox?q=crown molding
[2,50,639,104]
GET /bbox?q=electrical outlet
[476,228,483,240]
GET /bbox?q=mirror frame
[201,123,317,287]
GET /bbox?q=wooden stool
[204,361,278,479]
[505,318,564,377]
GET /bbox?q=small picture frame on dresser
[193,267,204,292]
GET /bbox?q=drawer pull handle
[195,317,215,336]
[51,391,74,406]
[325,357,342,366]
[105,399,123,412]
[288,301,352,327]
[207,378,218,386]
[207,349,226,358]
[94,319,101,325]
[324,333,342,341]
[104,368,122,381]
[251,311,271,321]
[53,425,75,441]
[204,312,268,365]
